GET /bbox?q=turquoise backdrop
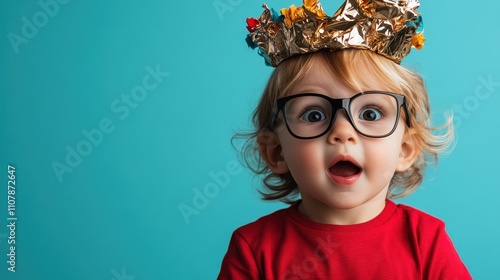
[1,0,499,279]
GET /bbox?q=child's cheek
[283,140,326,176]
[364,141,401,178]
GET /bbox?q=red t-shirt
[218,200,472,279]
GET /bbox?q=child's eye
[301,109,327,123]
[359,107,383,121]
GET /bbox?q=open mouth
[327,157,362,186]
[328,161,362,177]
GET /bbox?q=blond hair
[235,49,453,203]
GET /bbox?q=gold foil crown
[245,0,425,67]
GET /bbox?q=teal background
[1,0,498,279]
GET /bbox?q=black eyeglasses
[269,91,411,139]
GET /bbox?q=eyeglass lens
[282,93,399,138]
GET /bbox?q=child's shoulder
[234,204,292,236]
[394,201,446,229]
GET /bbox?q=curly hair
[235,49,454,204]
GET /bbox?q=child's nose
[327,110,358,144]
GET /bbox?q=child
[218,0,472,279]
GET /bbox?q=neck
[298,193,387,225]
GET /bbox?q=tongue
[329,161,360,177]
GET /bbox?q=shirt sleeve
[421,220,472,279]
[217,230,260,280]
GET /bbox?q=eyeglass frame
[269,91,412,139]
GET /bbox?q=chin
[327,199,365,210]
[321,194,384,211]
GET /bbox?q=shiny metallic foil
[248,0,424,67]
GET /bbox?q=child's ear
[257,130,289,174]
[396,132,419,172]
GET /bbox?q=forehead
[289,56,392,98]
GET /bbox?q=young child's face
[271,62,416,212]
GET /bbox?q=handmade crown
[245,0,425,67]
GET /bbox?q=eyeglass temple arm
[269,107,280,131]
[402,98,411,127]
